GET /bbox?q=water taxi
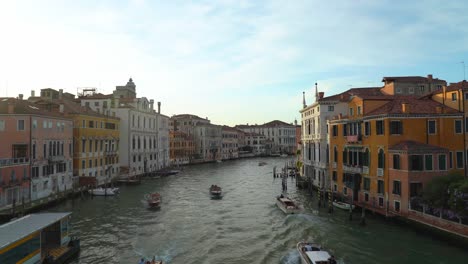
[276,195,301,214]
[332,200,355,211]
[209,185,222,199]
[0,212,80,264]
[297,241,336,264]
[145,193,161,209]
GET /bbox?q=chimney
[427,74,433,81]
[402,103,410,113]
[59,89,63,99]
[338,113,342,119]
[157,102,161,114]
[31,90,35,97]
[18,94,23,100]
[7,101,14,114]
[150,99,154,110]
[436,106,442,113]
[59,104,64,113]
[318,92,324,99]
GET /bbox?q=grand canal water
[47,157,468,264]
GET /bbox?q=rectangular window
[32,119,37,129]
[428,120,436,134]
[390,121,403,135]
[376,120,384,135]
[343,124,348,136]
[425,154,433,171]
[438,154,447,170]
[452,92,457,101]
[466,117,468,132]
[394,201,400,212]
[455,120,462,134]
[393,181,401,195]
[17,120,25,131]
[456,151,464,169]
[378,180,384,194]
[332,125,338,136]
[343,187,348,195]
[393,154,400,169]
[364,193,369,202]
[349,108,354,116]
[88,120,94,128]
[43,120,47,128]
[357,106,361,115]
[81,160,85,169]
[89,159,92,168]
[82,120,86,128]
[82,140,86,152]
[363,177,370,191]
[409,155,424,171]
[364,122,370,136]
[332,171,337,181]
[396,88,402,94]
[0,120,4,131]
[328,105,334,111]
[409,87,414,94]
[48,121,52,128]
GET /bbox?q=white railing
[377,168,384,177]
[343,165,362,174]
[0,158,30,167]
[363,166,369,174]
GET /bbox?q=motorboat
[276,195,301,214]
[258,161,267,166]
[145,193,161,209]
[280,154,288,158]
[209,185,222,199]
[297,241,336,264]
[332,200,355,210]
[89,187,119,196]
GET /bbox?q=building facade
[169,130,195,165]
[193,124,222,162]
[221,126,239,160]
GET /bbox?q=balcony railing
[48,155,65,163]
[346,135,362,143]
[362,166,369,174]
[377,168,384,177]
[105,150,118,156]
[343,164,362,174]
[0,158,30,167]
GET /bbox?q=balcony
[105,150,118,156]
[362,166,369,174]
[0,157,30,167]
[377,168,384,177]
[346,135,362,143]
[343,164,362,174]
[48,155,65,163]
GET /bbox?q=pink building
[0,98,73,209]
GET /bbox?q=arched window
[378,149,385,169]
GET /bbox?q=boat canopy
[305,251,331,263]
[0,212,71,251]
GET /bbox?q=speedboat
[145,193,161,209]
[332,201,355,210]
[297,241,336,264]
[276,195,301,214]
[209,185,222,199]
[89,187,119,196]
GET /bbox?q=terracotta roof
[318,87,384,102]
[389,140,448,153]
[365,96,460,116]
[445,80,468,92]
[31,98,119,119]
[171,114,207,120]
[382,76,445,83]
[0,98,71,119]
[79,93,113,99]
[222,126,239,132]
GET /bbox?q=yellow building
[32,93,120,187]
[329,93,464,216]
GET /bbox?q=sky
[1,0,468,126]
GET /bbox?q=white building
[156,112,170,169]
[245,132,267,156]
[169,114,211,134]
[193,124,222,162]
[236,120,296,154]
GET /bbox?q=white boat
[89,187,119,196]
[280,154,288,158]
[276,195,301,214]
[297,241,336,264]
[210,185,222,199]
[332,201,355,210]
[145,193,161,209]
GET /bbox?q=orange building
[169,130,195,165]
[328,94,464,216]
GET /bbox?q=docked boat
[297,241,336,264]
[145,193,161,209]
[332,200,355,210]
[209,185,222,199]
[276,195,301,214]
[0,212,80,264]
[154,170,180,177]
[89,187,119,196]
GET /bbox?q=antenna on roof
[461,61,466,81]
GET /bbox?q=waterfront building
[221,126,239,160]
[79,78,169,176]
[31,90,121,186]
[236,120,296,154]
[328,94,464,216]
[169,114,211,135]
[244,132,267,156]
[193,124,222,162]
[169,130,195,165]
[0,98,73,208]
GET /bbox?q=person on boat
[328,255,337,264]
[151,256,156,264]
[139,258,145,264]
[304,243,313,251]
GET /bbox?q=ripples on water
[47,158,468,264]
